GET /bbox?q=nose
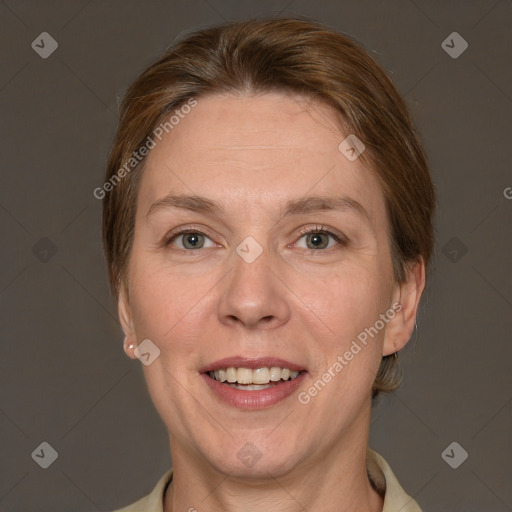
[217,245,291,330]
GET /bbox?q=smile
[208,366,302,390]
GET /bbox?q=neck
[164,407,383,512]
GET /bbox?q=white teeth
[237,368,253,384]
[269,366,282,381]
[253,367,270,384]
[226,367,237,383]
[209,366,302,385]
[227,383,275,391]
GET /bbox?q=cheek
[126,263,213,431]
[295,266,391,389]
[302,264,389,335]
[127,251,227,368]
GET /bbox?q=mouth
[206,366,305,390]
[199,357,308,408]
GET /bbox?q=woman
[103,18,435,512]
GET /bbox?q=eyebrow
[146,193,371,223]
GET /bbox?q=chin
[202,435,303,480]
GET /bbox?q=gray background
[1,1,511,511]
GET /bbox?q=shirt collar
[115,449,421,512]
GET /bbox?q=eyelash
[164,224,345,253]
[295,225,345,250]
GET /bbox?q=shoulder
[111,469,173,512]
[367,449,422,512]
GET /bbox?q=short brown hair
[102,18,435,397]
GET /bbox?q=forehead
[137,92,387,227]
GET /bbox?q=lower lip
[201,372,308,409]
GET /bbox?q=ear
[383,257,426,356]
[118,283,138,360]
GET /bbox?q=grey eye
[305,232,330,249]
[296,230,338,250]
[181,232,205,249]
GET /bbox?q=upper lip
[199,356,306,373]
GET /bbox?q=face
[119,92,423,478]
